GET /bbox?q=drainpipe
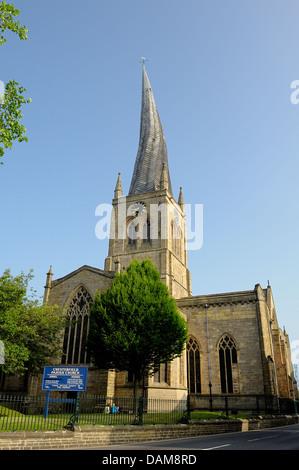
[205,303,213,411]
[270,319,281,413]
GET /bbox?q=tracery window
[186,336,201,393]
[128,219,137,245]
[61,286,93,365]
[127,216,151,245]
[218,334,238,393]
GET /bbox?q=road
[95,423,299,451]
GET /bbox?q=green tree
[0,269,66,378]
[0,1,28,45]
[87,259,188,400]
[0,2,30,163]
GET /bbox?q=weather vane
[140,57,148,66]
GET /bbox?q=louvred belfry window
[61,287,93,365]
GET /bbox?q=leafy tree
[0,1,28,45]
[0,79,31,161]
[0,269,66,378]
[87,259,188,400]
[0,2,30,163]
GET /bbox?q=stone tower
[104,65,192,299]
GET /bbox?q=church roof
[129,65,173,196]
[51,265,114,287]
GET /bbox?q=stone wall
[0,415,298,450]
[178,289,267,395]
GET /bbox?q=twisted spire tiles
[129,66,173,196]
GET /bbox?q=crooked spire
[129,65,173,196]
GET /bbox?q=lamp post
[205,303,213,411]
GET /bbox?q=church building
[8,65,297,403]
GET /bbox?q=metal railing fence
[188,394,299,417]
[0,393,298,432]
[0,394,188,431]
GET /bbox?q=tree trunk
[134,377,139,400]
[133,375,140,414]
[133,375,144,425]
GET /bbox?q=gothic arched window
[218,334,238,393]
[127,215,151,245]
[127,218,137,245]
[186,336,201,393]
[61,286,93,365]
[142,218,151,243]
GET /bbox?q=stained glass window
[186,336,201,393]
[61,286,93,365]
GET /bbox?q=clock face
[129,201,147,217]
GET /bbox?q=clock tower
[104,65,192,299]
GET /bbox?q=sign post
[44,391,50,419]
[41,366,88,420]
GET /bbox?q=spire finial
[178,187,185,208]
[114,172,122,198]
[160,162,169,190]
[43,266,53,304]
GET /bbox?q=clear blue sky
[1,1,299,355]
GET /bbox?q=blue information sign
[42,366,88,392]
